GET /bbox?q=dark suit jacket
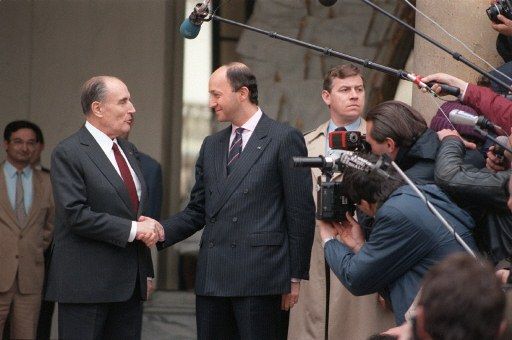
[138,152,162,220]
[45,126,154,303]
[159,113,315,296]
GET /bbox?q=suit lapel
[214,127,231,185]
[210,114,272,217]
[0,163,20,233]
[119,139,147,216]
[78,127,134,214]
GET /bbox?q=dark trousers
[196,295,286,340]
[58,290,142,340]
[36,300,54,340]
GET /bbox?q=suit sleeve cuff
[128,221,137,242]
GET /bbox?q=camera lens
[487,4,502,22]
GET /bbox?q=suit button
[232,217,238,222]
[209,242,214,248]
[210,218,216,223]
[19,235,23,239]
[231,243,236,248]
[15,255,19,259]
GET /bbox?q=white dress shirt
[85,121,141,242]
[229,108,263,150]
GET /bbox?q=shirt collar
[327,117,362,133]
[4,160,32,178]
[85,121,118,154]
[231,107,263,134]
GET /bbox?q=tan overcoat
[288,120,395,340]
[0,163,54,294]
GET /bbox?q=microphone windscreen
[180,18,201,39]
[448,109,478,126]
[319,0,338,6]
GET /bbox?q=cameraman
[435,129,512,262]
[288,64,394,340]
[364,100,438,182]
[318,156,477,325]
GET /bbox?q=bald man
[46,76,162,339]
[159,63,315,339]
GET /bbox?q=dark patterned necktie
[227,127,244,175]
[112,143,139,213]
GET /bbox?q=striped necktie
[227,127,244,175]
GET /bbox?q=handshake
[136,216,165,247]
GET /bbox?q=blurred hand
[491,14,512,36]
[436,129,476,150]
[147,277,155,300]
[318,219,338,240]
[382,322,411,340]
[331,212,365,253]
[281,282,300,311]
[420,73,468,96]
[496,269,510,284]
[486,146,507,172]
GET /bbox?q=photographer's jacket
[324,184,476,325]
[435,136,512,262]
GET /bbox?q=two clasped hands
[136,216,165,247]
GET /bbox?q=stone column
[412,0,502,123]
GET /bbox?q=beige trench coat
[288,120,395,340]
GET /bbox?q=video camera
[293,129,370,222]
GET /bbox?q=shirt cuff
[128,221,137,242]
[322,236,335,248]
[291,278,301,283]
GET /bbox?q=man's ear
[238,86,249,102]
[91,101,103,118]
[385,137,397,153]
[414,306,432,340]
[321,90,331,106]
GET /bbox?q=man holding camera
[318,157,477,325]
[435,129,512,263]
[288,64,394,340]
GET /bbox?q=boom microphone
[448,109,495,131]
[180,0,210,39]
[319,0,338,6]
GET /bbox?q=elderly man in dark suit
[158,62,315,339]
[45,76,163,340]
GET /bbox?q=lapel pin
[257,146,262,150]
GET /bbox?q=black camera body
[487,0,512,23]
[315,177,355,221]
[293,130,369,222]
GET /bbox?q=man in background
[0,120,54,339]
[288,64,394,340]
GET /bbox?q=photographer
[364,101,438,182]
[318,157,477,325]
[435,129,512,262]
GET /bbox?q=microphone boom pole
[205,14,457,95]
[357,0,512,93]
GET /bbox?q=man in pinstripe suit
[159,62,315,339]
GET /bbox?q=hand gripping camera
[293,130,370,222]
